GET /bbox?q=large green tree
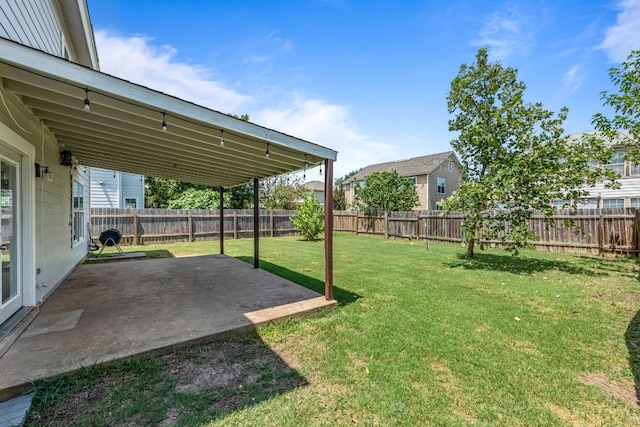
[354,171,419,214]
[592,50,640,161]
[259,174,305,210]
[443,48,617,257]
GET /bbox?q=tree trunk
[466,238,475,258]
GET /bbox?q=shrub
[291,192,324,241]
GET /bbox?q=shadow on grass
[25,333,307,426]
[235,256,360,306]
[445,251,621,277]
[626,309,640,406]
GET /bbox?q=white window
[604,152,625,176]
[448,161,453,172]
[407,177,417,185]
[602,198,624,208]
[631,198,640,208]
[630,163,640,176]
[437,177,445,194]
[124,198,137,208]
[73,181,84,243]
[553,200,568,209]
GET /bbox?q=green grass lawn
[27,235,640,426]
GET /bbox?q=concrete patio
[0,254,336,402]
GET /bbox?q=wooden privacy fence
[90,208,297,246]
[92,208,640,256]
[333,208,640,256]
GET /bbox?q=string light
[5,62,333,172]
[304,154,308,180]
[319,163,323,176]
[83,88,90,112]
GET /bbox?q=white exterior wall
[121,172,144,208]
[0,0,65,58]
[89,167,144,208]
[0,0,91,309]
[1,88,89,304]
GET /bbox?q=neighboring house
[90,167,144,208]
[343,151,463,210]
[302,180,324,206]
[556,130,640,209]
[0,0,337,330]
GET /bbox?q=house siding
[0,0,64,58]
[89,167,144,208]
[426,158,462,210]
[0,0,93,311]
[121,172,144,208]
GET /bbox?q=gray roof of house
[344,151,458,184]
[303,180,325,191]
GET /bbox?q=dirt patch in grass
[25,335,308,426]
[580,373,639,407]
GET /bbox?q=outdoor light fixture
[161,112,167,132]
[265,143,270,158]
[59,150,73,166]
[220,129,225,147]
[83,88,91,112]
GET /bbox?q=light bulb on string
[83,88,91,112]
[161,112,167,132]
[220,130,225,147]
[265,143,270,158]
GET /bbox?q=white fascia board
[0,39,338,161]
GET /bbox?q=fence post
[635,209,640,258]
[233,213,238,239]
[270,211,274,237]
[133,213,138,246]
[355,210,359,236]
[188,213,193,242]
[598,209,605,256]
[384,211,389,239]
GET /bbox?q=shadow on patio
[0,254,336,402]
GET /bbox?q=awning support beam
[219,186,224,255]
[324,159,334,300]
[253,178,259,269]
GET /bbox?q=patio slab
[0,254,336,402]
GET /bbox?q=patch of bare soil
[580,373,639,407]
[24,335,307,426]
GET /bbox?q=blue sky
[86,0,640,180]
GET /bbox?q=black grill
[99,228,122,246]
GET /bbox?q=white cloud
[600,0,640,62]
[562,64,583,95]
[93,29,387,179]
[94,30,251,113]
[473,8,534,60]
[252,97,397,178]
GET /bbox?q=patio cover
[0,37,337,299]
[0,37,337,188]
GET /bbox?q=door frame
[0,121,36,319]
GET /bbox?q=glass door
[0,153,20,324]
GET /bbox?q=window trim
[72,181,85,245]
[124,197,138,208]
[436,176,446,194]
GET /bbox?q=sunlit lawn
[27,234,640,426]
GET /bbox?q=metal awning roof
[0,38,337,188]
